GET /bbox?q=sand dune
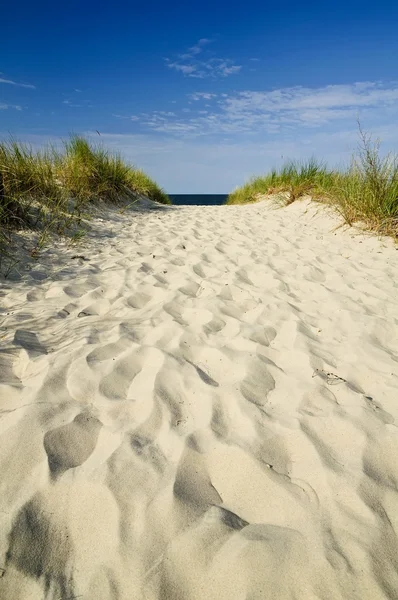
[1,196,398,599]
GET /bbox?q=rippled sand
[1,197,398,599]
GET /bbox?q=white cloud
[220,82,398,130]
[216,62,241,76]
[227,83,398,113]
[121,81,398,138]
[0,103,22,110]
[0,77,35,89]
[167,63,197,75]
[166,39,241,79]
[156,111,176,117]
[180,38,212,59]
[189,92,218,101]
[62,99,83,107]
[112,114,140,121]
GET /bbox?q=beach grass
[59,136,170,206]
[328,126,398,236]
[0,135,170,274]
[227,158,333,206]
[227,125,398,239]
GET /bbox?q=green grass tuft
[125,167,170,205]
[227,158,333,206]
[326,125,398,235]
[59,136,167,205]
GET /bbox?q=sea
[168,194,228,206]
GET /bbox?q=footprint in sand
[13,330,47,358]
[43,412,102,478]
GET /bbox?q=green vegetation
[227,158,333,206]
[227,125,398,239]
[0,135,169,274]
[59,136,170,205]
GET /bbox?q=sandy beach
[1,196,398,600]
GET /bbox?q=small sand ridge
[1,197,398,599]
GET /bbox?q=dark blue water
[169,194,228,206]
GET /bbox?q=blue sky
[1,0,398,193]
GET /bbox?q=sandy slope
[1,197,398,600]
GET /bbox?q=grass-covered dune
[227,126,398,240]
[0,135,170,270]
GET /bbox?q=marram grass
[227,126,398,239]
[0,135,170,273]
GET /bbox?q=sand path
[1,198,398,599]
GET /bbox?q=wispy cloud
[113,113,132,119]
[165,39,242,79]
[0,77,35,89]
[114,82,398,138]
[62,99,83,107]
[225,82,398,115]
[180,38,212,58]
[219,82,398,130]
[189,92,218,101]
[0,103,22,111]
[113,113,140,121]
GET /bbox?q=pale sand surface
[1,197,398,599]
